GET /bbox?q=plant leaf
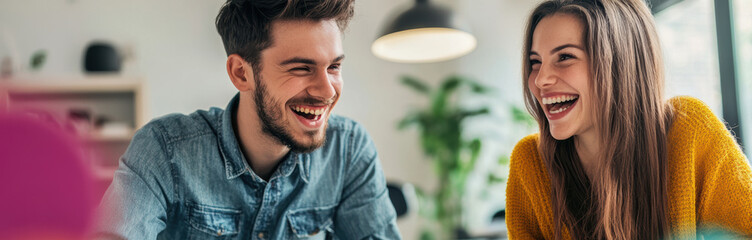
[458,108,490,121]
[465,78,493,94]
[468,138,482,164]
[498,155,510,165]
[439,76,463,94]
[511,105,536,127]
[397,112,420,130]
[401,75,430,95]
[430,91,449,117]
[487,173,506,185]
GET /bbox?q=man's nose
[308,70,337,101]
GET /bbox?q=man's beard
[253,74,327,153]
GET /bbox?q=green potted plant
[398,75,490,239]
[399,74,538,239]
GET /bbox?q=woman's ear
[226,54,254,92]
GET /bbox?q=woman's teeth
[542,95,578,105]
[549,105,570,114]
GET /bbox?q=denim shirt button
[216,229,223,236]
[257,232,264,239]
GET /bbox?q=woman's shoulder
[667,95,735,153]
[666,96,745,176]
[667,96,733,139]
[512,134,540,157]
[510,133,542,168]
[668,96,719,128]
[666,98,752,236]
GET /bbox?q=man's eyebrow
[280,55,346,65]
[280,57,316,65]
[529,43,584,56]
[332,55,345,63]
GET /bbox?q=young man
[94,0,401,239]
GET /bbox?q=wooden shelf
[84,131,135,142]
[1,75,148,128]
[2,75,146,183]
[0,75,142,94]
[92,166,118,180]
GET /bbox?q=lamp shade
[372,0,477,63]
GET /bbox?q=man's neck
[235,93,289,181]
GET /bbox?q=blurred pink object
[0,87,8,113]
[0,113,96,239]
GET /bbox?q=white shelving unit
[1,75,147,126]
[1,75,147,180]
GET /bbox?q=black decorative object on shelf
[83,42,121,73]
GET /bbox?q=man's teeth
[292,106,325,115]
[542,95,578,105]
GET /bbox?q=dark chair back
[387,183,409,218]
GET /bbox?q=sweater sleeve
[506,134,546,240]
[676,97,752,237]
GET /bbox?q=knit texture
[505,96,752,239]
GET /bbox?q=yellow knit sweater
[505,96,752,239]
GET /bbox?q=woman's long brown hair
[521,0,674,239]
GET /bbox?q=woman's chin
[549,129,574,141]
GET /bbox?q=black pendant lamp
[372,0,477,63]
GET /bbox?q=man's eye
[328,64,341,71]
[290,67,310,73]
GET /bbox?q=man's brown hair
[215,0,354,72]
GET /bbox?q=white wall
[0,0,236,114]
[0,0,540,238]
[454,0,541,232]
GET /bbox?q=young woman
[505,0,752,239]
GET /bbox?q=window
[654,0,723,115]
[655,0,751,159]
[733,0,752,159]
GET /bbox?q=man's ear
[227,54,255,91]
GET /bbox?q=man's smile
[289,104,329,129]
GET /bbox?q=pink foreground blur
[0,113,96,239]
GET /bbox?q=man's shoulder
[143,107,224,143]
[320,114,377,160]
[123,107,226,175]
[326,114,367,136]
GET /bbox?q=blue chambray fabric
[94,93,400,240]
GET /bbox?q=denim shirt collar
[218,93,310,182]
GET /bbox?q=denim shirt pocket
[186,203,242,239]
[286,204,336,239]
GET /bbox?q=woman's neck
[574,128,600,180]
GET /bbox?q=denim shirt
[94,94,400,240]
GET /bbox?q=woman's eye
[530,59,541,69]
[559,54,574,61]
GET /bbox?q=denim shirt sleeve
[333,122,402,239]
[94,123,173,239]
